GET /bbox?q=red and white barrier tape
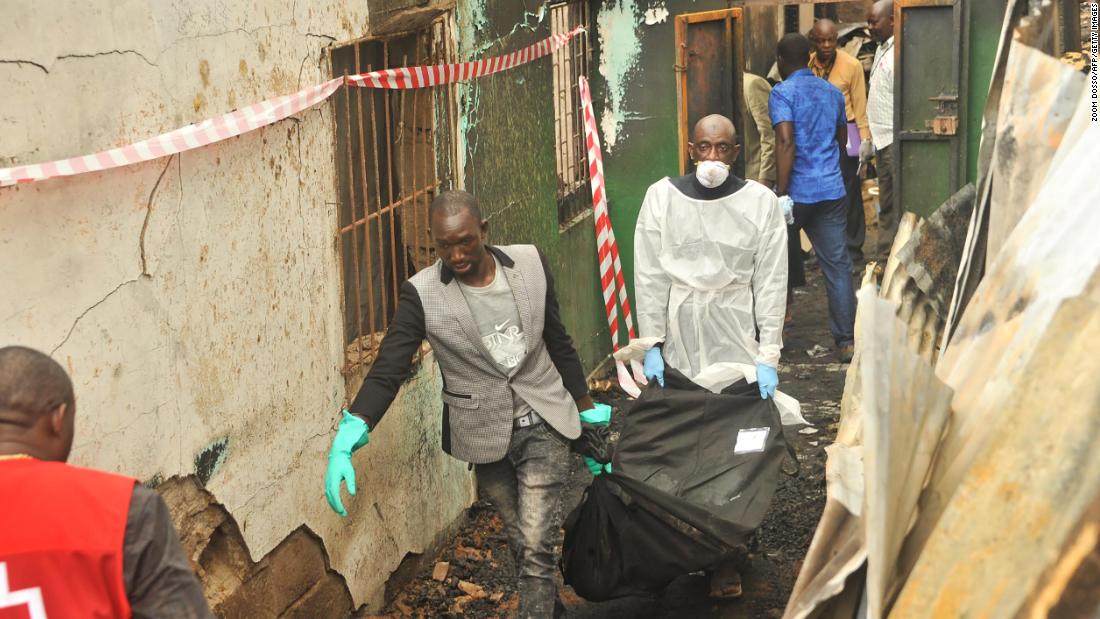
[0,78,344,188]
[578,75,646,398]
[347,26,583,89]
[0,27,585,188]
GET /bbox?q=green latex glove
[579,402,612,426]
[580,403,613,475]
[584,456,612,476]
[324,410,369,517]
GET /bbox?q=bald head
[693,114,736,142]
[868,0,895,43]
[777,33,813,79]
[689,114,740,167]
[810,19,839,63]
[0,346,76,461]
[811,19,838,40]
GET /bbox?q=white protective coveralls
[634,178,788,377]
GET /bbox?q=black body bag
[561,366,791,601]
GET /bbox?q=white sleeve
[752,192,788,367]
[634,184,671,341]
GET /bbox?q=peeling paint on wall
[455,0,487,191]
[597,0,642,152]
[455,0,551,186]
[644,4,670,25]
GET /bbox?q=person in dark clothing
[324,190,598,619]
[0,346,212,619]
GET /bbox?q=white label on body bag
[734,427,770,454]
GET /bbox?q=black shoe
[838,344,855,363]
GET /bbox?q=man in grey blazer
[324,190,596,618]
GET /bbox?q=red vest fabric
[0,459,134,619]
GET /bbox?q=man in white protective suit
[633,113,788,598]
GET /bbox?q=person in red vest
[0,346,211,618]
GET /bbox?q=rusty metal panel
[892,293,1100,617]
[858,291,954,618]
[890,184,975,319]
[926,93,1097,534]
[784,283,954,619]
[675,9,744,175]
[984,41,1085,260]
[888,92,1100,617]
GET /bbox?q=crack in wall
[57,49,158,68]
[0,59,49,74]
[141,155,176,276]
[238,476,283,512]
[167,22,297,51]
[50,278,140,356]
[83,400,170,447]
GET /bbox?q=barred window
[551,1,593,227]
[331,18,459,373]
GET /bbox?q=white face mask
[694,160,730,188]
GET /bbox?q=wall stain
[199,59,211,88]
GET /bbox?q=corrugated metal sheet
[784,6,1099,615]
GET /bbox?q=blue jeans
[792,197,856,346]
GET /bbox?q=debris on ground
[805,344,831,358]
[432,562,450,582]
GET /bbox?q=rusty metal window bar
[551,1,592,227]
[331,18,459,374]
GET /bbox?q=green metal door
[895,0,967,218]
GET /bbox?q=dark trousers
[791,198,856,346]
[477,423,572,618]
[876,144,898,254]
[839,150,865,262]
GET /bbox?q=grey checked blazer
[350,244,586,464]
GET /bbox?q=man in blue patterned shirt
[769,33,856,362]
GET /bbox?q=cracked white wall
[0,0,475,611]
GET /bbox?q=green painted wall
[456,0,610,370]
[966,0,1008,182]
[589,0,738,334]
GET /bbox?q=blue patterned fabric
[769,68,847,204]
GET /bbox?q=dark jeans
[876,144,898,254]
[791,198,856,346]
[839,150,865,262]
[476,423,572,619]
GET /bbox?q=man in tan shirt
[810,19,870,265]
[741,71,776,188]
